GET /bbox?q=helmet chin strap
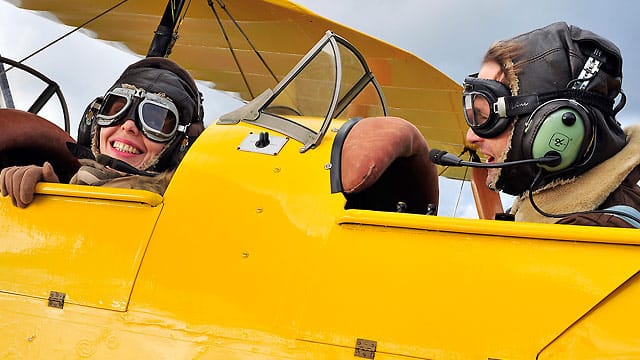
[96,154,159,177]
[137,149,163,172]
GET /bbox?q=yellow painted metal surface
[2,1,640,358]
[0,185,162,311]
[35,182,163,205]
[14,0,469,179]
[539,272,640,359]
[0,119,639,358]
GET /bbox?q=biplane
[0,1,638,359]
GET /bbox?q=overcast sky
[294,0,640,126]
[1,0,639,218]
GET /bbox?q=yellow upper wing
[16,0,469,179]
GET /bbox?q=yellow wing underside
[15,0,470,179]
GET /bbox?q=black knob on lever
[255,131,270,148]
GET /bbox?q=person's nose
[120,119,140,135]
[466,128,483,145]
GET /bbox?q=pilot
[464,22,640,227]
[0,57,204,208]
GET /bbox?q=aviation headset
[521,98,593,172]
[463,48,615,174]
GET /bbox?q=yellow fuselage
[0,118,638,359]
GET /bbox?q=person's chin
[108,151,143,168]
[486,168,501,190]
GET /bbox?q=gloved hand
[0,162,60,208]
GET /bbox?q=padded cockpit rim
[329,117,362,193]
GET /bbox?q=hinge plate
[354,338,377,359]
[48,291,66,309]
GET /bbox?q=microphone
[429,149,562,168]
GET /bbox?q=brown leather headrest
[339,116,439,214]
[0,109,80,182]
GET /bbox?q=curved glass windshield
[267,40,338,133]
[334,41,386,120]
[219,31,387,152]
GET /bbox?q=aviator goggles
[96,87,183,143]
[462,74,583,138]
[462,74,515,138]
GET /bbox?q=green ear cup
[531,107,585,171]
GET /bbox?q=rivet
[324,163,332,170]
[256,208,263,213]
[242,252,250,258]
[273,167,281,173]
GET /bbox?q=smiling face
[465,61,513,189]
[98,119,166,170]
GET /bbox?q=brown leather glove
[0,162,60,208]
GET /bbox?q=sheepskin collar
[510,125,640,223]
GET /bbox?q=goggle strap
[494,94,540,117]
[496,90,614,118]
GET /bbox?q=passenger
[464,22,640,227]
[0,57,204,208]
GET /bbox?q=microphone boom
[429,149,561,168]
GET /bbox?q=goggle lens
[463,92,491,128]
[140,102,177,135]
[100,93,128,118]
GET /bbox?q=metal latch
[354,338,377,359]
[48,291,66,309]
[237,132,288,155]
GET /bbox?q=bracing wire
[15,0,130,67]
[214,0,279,84]
[437,148,475,218]
[452,165,470,218]
[207,0,254,98]
[162,0,192,56]
[174,0,192,35]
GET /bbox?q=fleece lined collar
[510,125,640,223]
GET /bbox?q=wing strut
[147,0,189,57]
